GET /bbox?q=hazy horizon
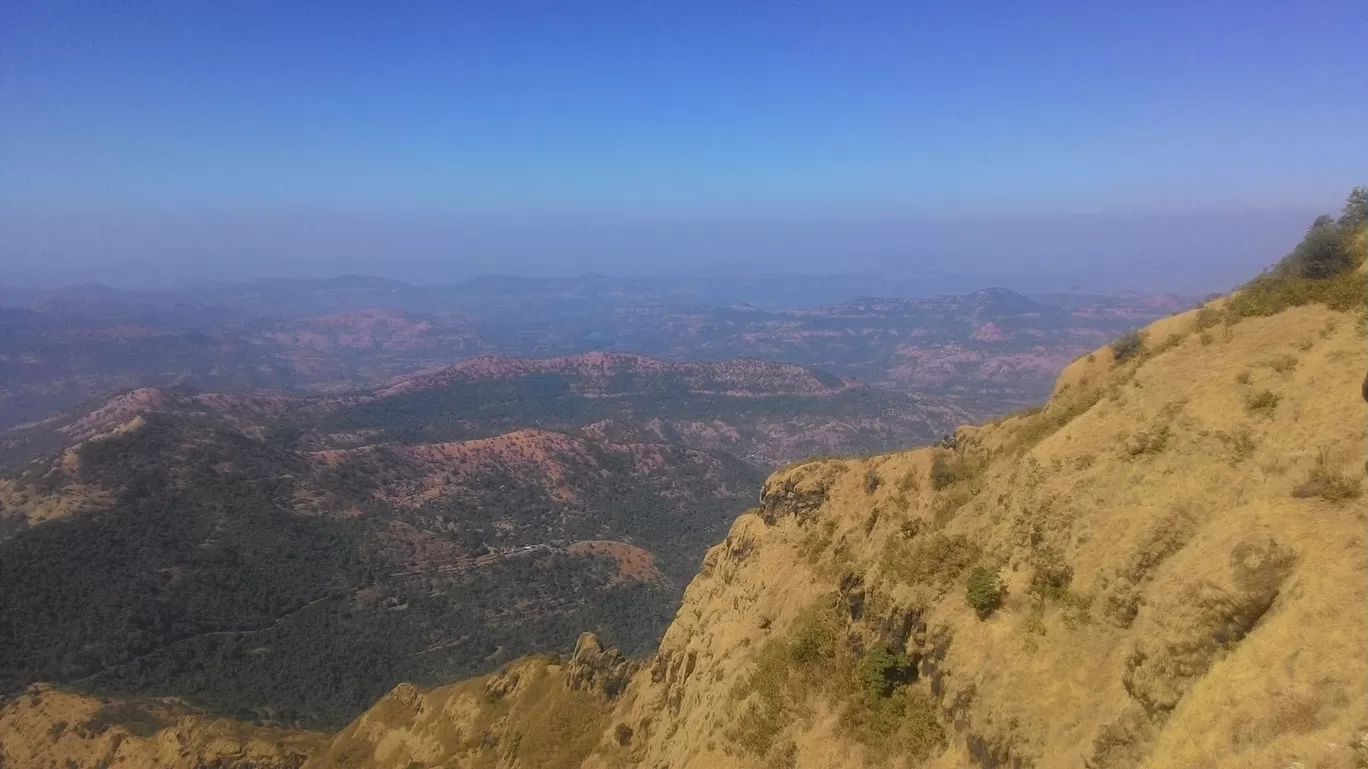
[4,2,1365,294]
[0,206,1329,295]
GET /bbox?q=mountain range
[0,351,961,728]
[0,276,1193,431]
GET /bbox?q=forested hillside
[0,352,959,729]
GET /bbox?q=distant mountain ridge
[0,278,1192,430]
[1,272,1094,314]
[374,351,858,398]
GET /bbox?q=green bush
[1110,330,1145,363]
[1002,390,1103,456]
[1026,546,1073,602]
[1215,428,1257,465]
[859,645,911,699]
[1226,269,1364,318]
[1225,188,1367,319]
[837,685,944,762]
[1261,354,1299,374]
[1281,215,1355,279]
[929,454,957,490]
[1193,306,1223,330]
[1245,389,1282,417]
[966,567,1006,619]
[1295,449,1364,502]
[1125,424,1171,457]
[929,448,986,491]
[786,602,844,669]
[882,533,980,589]
[729,597,945,762]
[728,598,846,756]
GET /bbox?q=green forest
[0,413,751,729]
[324,371,936,458]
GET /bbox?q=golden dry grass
[0,685,327,769]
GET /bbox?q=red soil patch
[309,428,591,505]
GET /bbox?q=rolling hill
[0,352,960,730]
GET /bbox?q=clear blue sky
[3,0,1365,290]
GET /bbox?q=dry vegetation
[0,685,326,769]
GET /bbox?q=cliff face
[582,301,1366,769]
[4,296,1365,768]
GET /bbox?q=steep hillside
[279,250,1365,767]
[577,299,1365,769]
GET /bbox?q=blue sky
[3,0,1365,289]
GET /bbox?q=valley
[0,351,957,729]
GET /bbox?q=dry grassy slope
[0,685,326,769]
[301,633,636,769]
[575,300,1367,769]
